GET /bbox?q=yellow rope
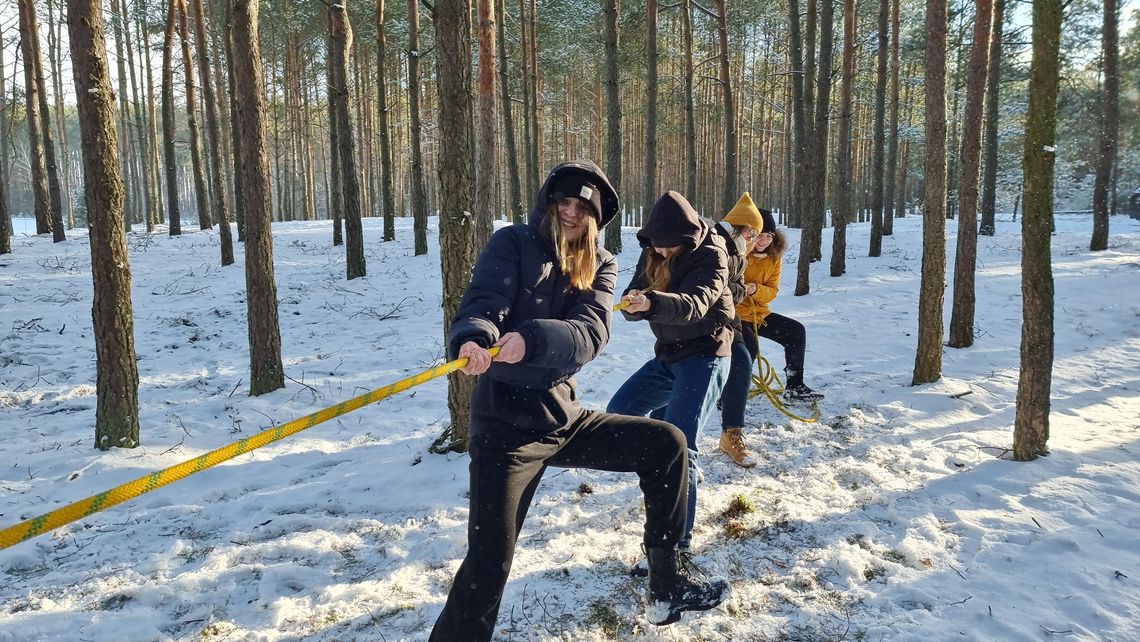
[0,346,502,551]
[2,301,638,551]
[745,320,819,423]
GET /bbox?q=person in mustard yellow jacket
[718,198,823,468]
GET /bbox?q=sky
[1,210,1138,641]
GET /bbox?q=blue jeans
[721,328,757,429]
[606,353,730,546]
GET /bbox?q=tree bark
[0,42,11,255]
[377,0,397,241]
[222,0,245,241]
[883,0,901,235]
[949,0,994,348]
[18,0,54,236]
[832,0,855,277]
[176,0,211,232]
[497,0,524,224]
[644,0,659,209]
[408,0,429,255]
[68,0,141,449]
[787,0,809,233]
[517,0,534,197]
[681,0,697,200]
[474,0,497,249]
[979,0,1003,236]
[435,0,478,450]
[912,0,948,385]
[191,0,234,264]
[232,0,285,396]
[22,0,66,241]
[1090,0,1118,252]
[603,0,623,253]
[161,0,182,235]
[714,0,737,213]
[328,1,366,278]
[1013,0,1061,461]
[795,0,834,294]
[46,0,74,230]
[869,0,889,253]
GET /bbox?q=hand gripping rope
[0,345,503,551]
[1,303,636,551]
[0,298,814,551]
[745,319,820,424]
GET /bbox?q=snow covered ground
[1,210,1138,641]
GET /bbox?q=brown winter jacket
[622,191,734,362]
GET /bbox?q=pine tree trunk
[883,0,901,236]
[377,0,397,241]
[517,0,534,197]
[869,0,889,253]
[22,0,66,241]
[232,0,285,396]
[1090,0,1117,252]
[329,1,365,278]
[474,0,497,249]
[979,0,1003,236]
[18,0,53,236]
[949,0,994,348]
[603,0,622,252]
[408,0,429,256]
[190,0,233,263]
[175,0,211,231]
[681,0,697,200]
[644,0,659,209]
[795,0,834,294]
[714,0,737,213]
[67,0,141,448]
[124,0,159,231]
[831,0,855,278]
[787,0,808,232]
[140,1,164,232]
[161,0,182,235]
[111,0,138,230]
[913,0,948,385]
[497,0,524,224]
[527,0,540,190]
[46,0,74,229]
[436,0,477,451]
[1013,0,1061,460]
[222,0,245,241]
[0,42,10,254]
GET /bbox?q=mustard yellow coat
[735,252,780,326]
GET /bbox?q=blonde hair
[544,205,599,290]
[644,250,677,292]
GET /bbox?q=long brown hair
[543,205,599,290]
[644,250,678,291]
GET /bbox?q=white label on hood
[579,186,593,200]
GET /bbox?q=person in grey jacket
[430,163,728,641]
[606,190,734,552]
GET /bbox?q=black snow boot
[645,546,730,626]
[783,382,824,402]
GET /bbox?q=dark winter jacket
[447,161,619,434]
[622,192,734,363]
[710,220,747,312]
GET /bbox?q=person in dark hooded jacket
[606,190,734,552]
[430,163,728,641]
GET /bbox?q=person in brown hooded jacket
[606,190,734,552]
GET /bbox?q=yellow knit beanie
[722,192,766,233]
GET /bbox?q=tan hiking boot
[719,428,757,468]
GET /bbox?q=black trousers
[743,312,808,386]
[429,409,688,642]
